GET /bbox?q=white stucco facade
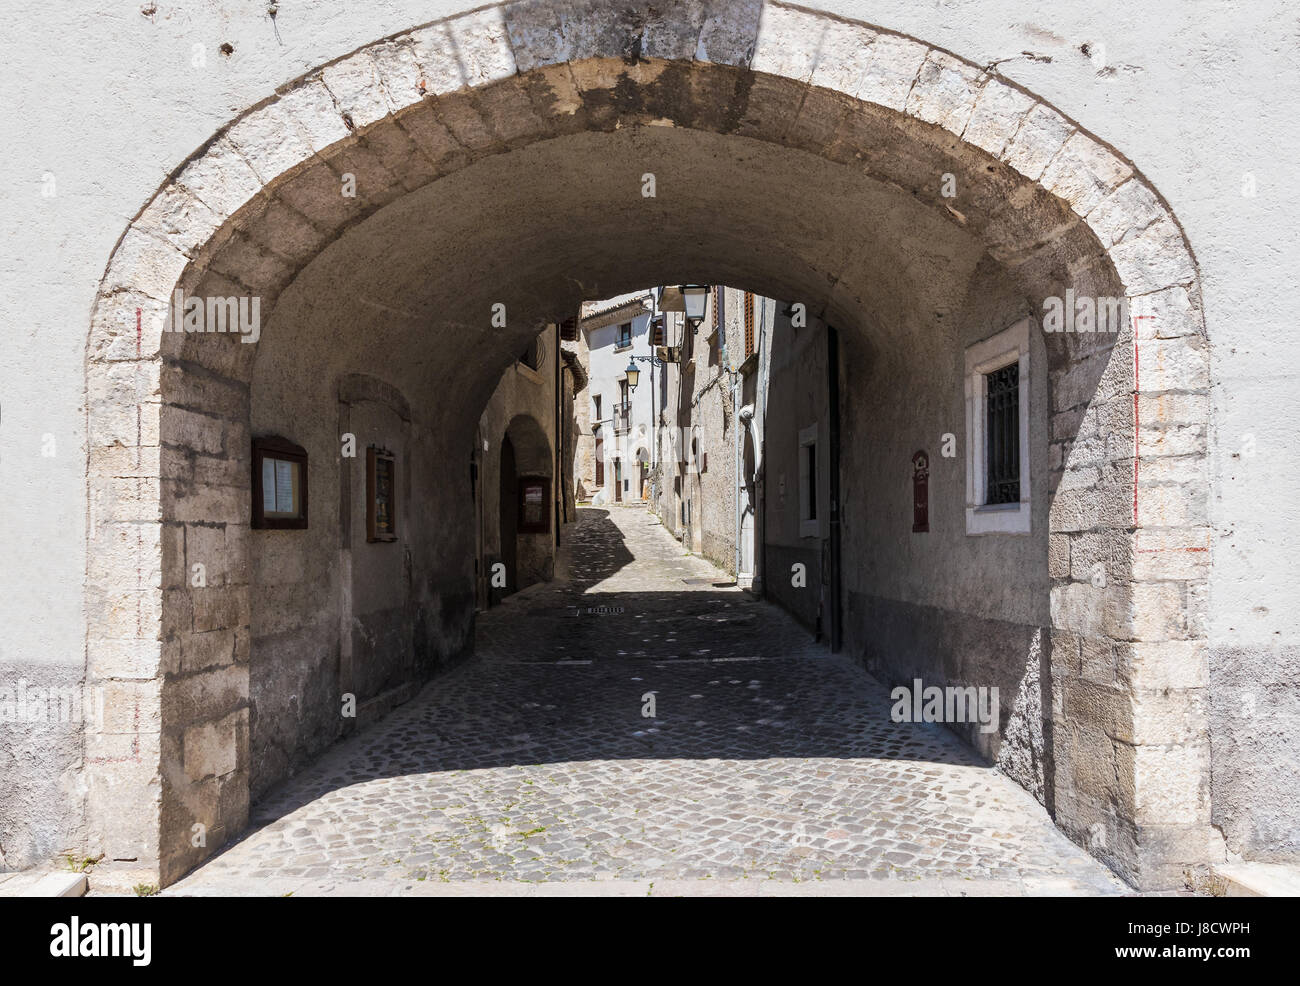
[0,0,1295,886]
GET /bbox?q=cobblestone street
[169,506,1126,896]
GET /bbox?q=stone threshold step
[1212,861,1300,897]
[0,870,88,897]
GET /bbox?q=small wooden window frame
[252,435,309,530]
[517,475,550,534]
[366,445,398,542]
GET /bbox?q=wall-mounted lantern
[681,284,709,331]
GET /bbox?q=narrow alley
[168,506,1124,896]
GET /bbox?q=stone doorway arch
[84,0,1210,888]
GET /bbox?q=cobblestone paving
[170,506,1126,896]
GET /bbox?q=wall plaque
[912,450,929,533]
[367,445,397,542]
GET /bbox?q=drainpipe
[733,365,741,581]
[827,323,842,653]
[555,323,563,546]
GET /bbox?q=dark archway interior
[143,60,1145,886]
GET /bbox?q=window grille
[985,362,1020,505]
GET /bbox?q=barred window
[984,362,1020,505]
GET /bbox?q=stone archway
[84,0,1210,888]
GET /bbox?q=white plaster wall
[583,299,656,496]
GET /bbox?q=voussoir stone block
[225,99,318,187]
[696,0,762,66]
[1040,132,1132,218]
[640,0,710,62]
[277,77,353,154]
[853,32,928,112]
[1109,216,1196,295]
[136,183,225,260]
[1085,178,1167,248]
[321,52,393,129]
[175,135,264,221]
[906,50,983,136]
[448,6,518,88]
[104,227,192,303]
[752,3,826,83]
[962,78,1036,158]
[369,39,428,112]
[809,18,877,95]
[1001,102,1074,182]
[504,0,570,71]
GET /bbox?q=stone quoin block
[1135,485,1209,529]
[1137,420,1207,460]
[182,711,242,782]
[1118,645,1206,692]
[89,637,165,681]
[1133,741,1210,826]
[1132,529,1210,581]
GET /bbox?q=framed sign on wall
[366,445,397,542]
[518,476,550,534]
[252,436,308,529]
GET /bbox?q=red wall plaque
[912,450,929,533]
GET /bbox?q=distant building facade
[579,291,656,504]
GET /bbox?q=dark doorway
[498,434,518,598]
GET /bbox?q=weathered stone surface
[1001,103,1074,182]
[854,32,927,111]
[1040,132,1132,218]
[962,79,1035,158]
[321,53,394,129]
[906,50,982,135]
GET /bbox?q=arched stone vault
[85,0,1211,888]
